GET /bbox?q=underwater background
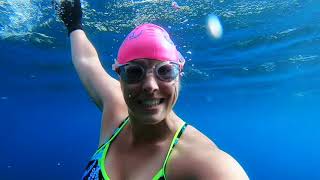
[1,0,320,179]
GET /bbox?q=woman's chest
[104,142,168,180]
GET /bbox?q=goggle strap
[177,51,186,70]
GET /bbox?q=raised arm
[69,30,124,111]
[54,0,128,144]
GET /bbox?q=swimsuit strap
[159,122,188,180]
[100,117,130,179]
[82,118,130,180]
[105,117,130,145]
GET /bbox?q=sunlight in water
[0,0,41,39]
[207,14,223,39]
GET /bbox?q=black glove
[54,0,83,36]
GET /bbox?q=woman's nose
[142,72,159,94]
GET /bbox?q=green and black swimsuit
[82,117,188,180]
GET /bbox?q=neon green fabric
[86,117,188,180]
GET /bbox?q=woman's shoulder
[176,124,218,155]
[166,125,249,179]
[174,124,219,157]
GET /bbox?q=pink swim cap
[116,23,185,68]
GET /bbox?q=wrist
[67,24,83,36]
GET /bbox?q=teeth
[142,99,161,106]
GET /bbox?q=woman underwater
[54,0,249,179]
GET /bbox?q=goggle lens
[120,64,144,84]
[156,63,180,81]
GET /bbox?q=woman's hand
[54,0,83,35]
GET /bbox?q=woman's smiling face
[119,59,180,124]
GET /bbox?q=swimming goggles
[114,61,182,84]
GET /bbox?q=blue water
[1,0,320,179]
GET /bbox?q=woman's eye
[158,65,172,75]
[126,66,142,75]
